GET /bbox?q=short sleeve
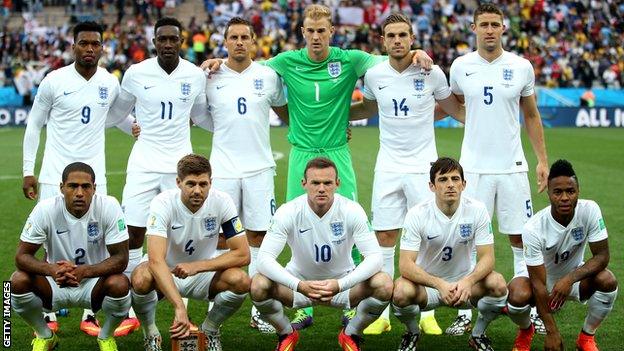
[449,60,462,95]
[361,72,376,101]
[521,61,535,97]
[103,197,129,245]
[219,194,244,239]
[432,66,452,100]
[400,209,422,252]
[20,204,48,245]
[348,49,385,77]
[146,196,170,238]
[270,72,287,107]
[522,225,544,266]
[120,67,136,97]
[586,201,608,243]
[474,205,494,246]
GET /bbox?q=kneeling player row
[11,155,617,351]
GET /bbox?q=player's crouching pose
[11,162,131,351]
[250,157,393,351]
[130,154,250,351]
[507,160,618,351]
[392,158,507,351]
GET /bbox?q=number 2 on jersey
[75,248,86,265]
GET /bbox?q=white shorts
[44,276,99,312]
[463,172,532,234]
[547,280,583,303]
[39,183,108,202]
[423,286,475,311]
[286,267,351,309]
[211,168,275,231]
[371,172,432,230]
[173,271,217,301]
[122,172,177,227]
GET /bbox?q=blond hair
[303,4,332,25]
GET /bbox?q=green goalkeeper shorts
[286,144,358,202]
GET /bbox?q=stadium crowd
[1,0,623,94]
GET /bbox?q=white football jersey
[401,196,493,282]
[450,51,534,173]
[146,188,244,268]
[523,200,608,285]
[118,58,207,173]
[20,194,128,265]
[363,63,450,173]
[266,194,378,280]
[206,62,286,178]
[24,64,120,184]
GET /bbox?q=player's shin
[393,304,420,334]
[131,290,159,337]
[583,288,618,334]
[507,303,531,329]
[202,291,247,332]
[99,293,131,339]
[472,293,507,336]
[253,298,293,335]
[12,292,52,338]
[346,297,388,335]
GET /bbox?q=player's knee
[376,230,399,247]
[595,269,618,292]
[131,263,153,294]
[250,274,271,301]
[104,274,130,297]
[392,279,413,307]
[507,278,532,306]
[222,268,250,294]
[370,272,393,301]
[10,270,33,294]
[486,272,507,297]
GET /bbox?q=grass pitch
[1,126,622,350]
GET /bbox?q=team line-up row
[15,3,616,351]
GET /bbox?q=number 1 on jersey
[314,82,320,102]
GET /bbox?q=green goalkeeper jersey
[266,47,384,150]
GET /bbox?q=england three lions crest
[459,223,472,239]
[181,82,191,96]
[204,217,217,232]
[413,79,425,91]
[330,221,344,237]
[98,86,108,100]
[328,61,341,78]
[571,227,584,241]
[253,78,264,91]
[503,69,513,81]
[87,222,100,237]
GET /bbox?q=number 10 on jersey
[314,244,331,262]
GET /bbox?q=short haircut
[224,17,255,39]
[381,13,412,35]
[429,157,464,183]
[177,154,211,180]
[548,159,578,184]
[303,4,332,25]
[473,3,504,24]
[304,157,338,180]
[73,21,103,42]
[154,17,183,35]
[62,162,96,183]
